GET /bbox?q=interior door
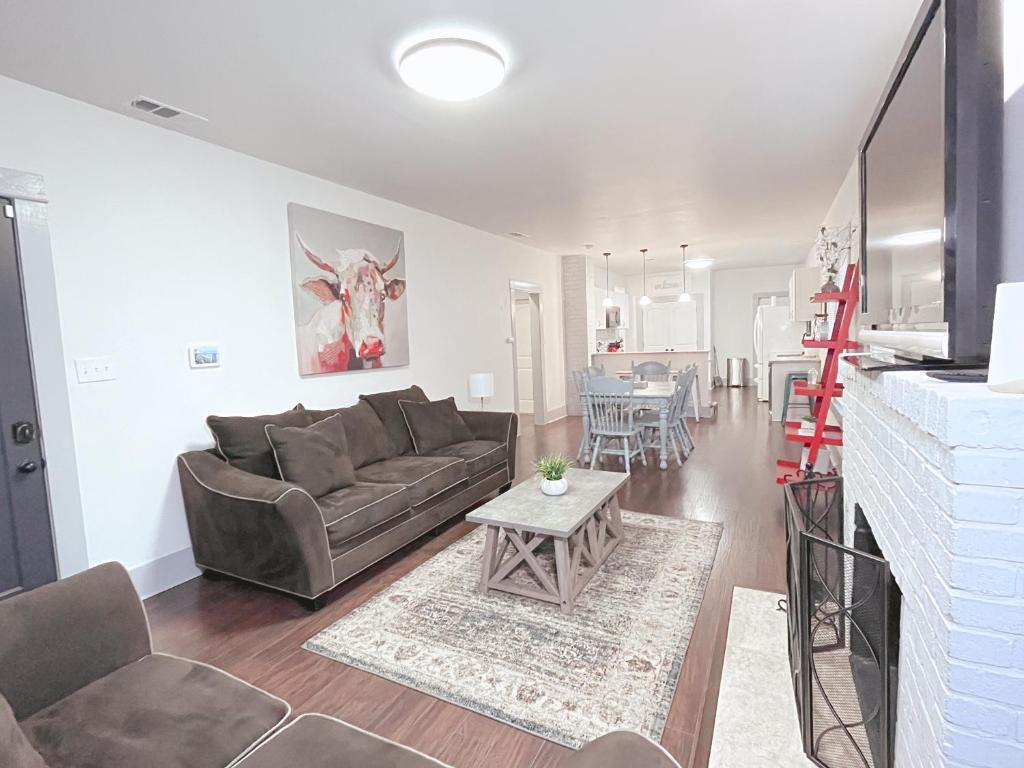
[0,198,57,599]
[514,299,534,413]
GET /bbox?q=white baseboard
[541,405,568,424]
[129,547,200,599]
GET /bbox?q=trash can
[726,357,747,387]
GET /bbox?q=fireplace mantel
[839,361,1024,767]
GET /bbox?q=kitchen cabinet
[642,300,699,352]
[593,288,630,329]
[789,266,821,323]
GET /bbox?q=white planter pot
[540,477,568,496]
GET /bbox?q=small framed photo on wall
[187,343,221,369]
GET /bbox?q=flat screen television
[859,0,1002,365]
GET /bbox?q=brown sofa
[177,386,517,609]
[1,564,681,768]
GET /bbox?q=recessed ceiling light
[686,258,715,269]
[398,38,505,101]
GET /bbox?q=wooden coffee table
[466,468,627,614]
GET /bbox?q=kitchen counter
[592,350,712,398]
[767,357,818,422]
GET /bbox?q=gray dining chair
[637,374,688,466]
[632,360,672,382]
[586,376,647,475]
[572,369,596,463]
[585,364,606,378]
[675,365,698,454]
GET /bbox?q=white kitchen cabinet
[642,301,699,351]
[789,266,822,322]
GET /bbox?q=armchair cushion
[309,401,395,469]
[20,653,289,768]
[207,404,311,478]
[266,414,356,497]
[398,397,474,454]
[0,693,47,768]
[558,731,681,768]
[354,455,467,507]
[317,483,412,555]
[359,385,429,456]
[424,440,507,479]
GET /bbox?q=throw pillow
[265,414,356,498]
[398,397,474,455]
[309,401,396,469]
[207,405,311,478]
[359,386,429,455]
[0,692,48,768]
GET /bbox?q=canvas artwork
[287,203,409,374]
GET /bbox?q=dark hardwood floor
[146,388,794,768]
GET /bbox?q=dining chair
[586,376,647,475]
[637,374,688,466]
[674,365,698,455]
[631,360,671,382]
[572,369,596,463]
[585,364,606,378]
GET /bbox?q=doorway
[508,281,547,431]
[0,197,57,599]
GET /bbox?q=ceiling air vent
[506,232,529,239]
[129,96,207,123]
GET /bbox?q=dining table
[582,380,677,470]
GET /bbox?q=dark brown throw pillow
[398,397,474,454]
[359,386,429,455]
[265,414,356,498]
[309,401,395,469]
[0,692,47,768]
[207,405,311,478]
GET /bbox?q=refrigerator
[753,305,807,401]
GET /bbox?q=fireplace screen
[784,476,901,768]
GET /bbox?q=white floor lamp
[468,372,494,410]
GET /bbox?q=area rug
[304,511,721,748]
[708,587,814,767]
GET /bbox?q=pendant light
[677,243,693,302]
[638,248,652,306]
[602,252,614,307]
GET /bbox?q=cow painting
[288,204,409,374]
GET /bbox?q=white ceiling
[0,0,922,274]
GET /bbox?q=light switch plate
[75,356,116,383]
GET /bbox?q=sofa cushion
[309,401,395,469]
[235,713,449,768]
[207,405,311,478]
[0,693,47,768]
[266,414,356,497]
[317,483,412,554]
[359,386,429,456]
[354,455,467,507]
[423,440,507,479]
[398,397,474,455]
[20,653,288,768]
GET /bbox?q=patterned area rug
[304,511,722,748]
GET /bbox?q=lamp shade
[468,372,495,399]
[988,282,1024,393]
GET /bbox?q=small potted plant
[535,454,572,496]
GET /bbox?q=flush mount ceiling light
[398,38,505,101]
[685,257,714,269]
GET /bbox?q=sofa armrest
[177,451,334,599]
[459,410,518,480]
[560,732,681,768]
[0,562,151,720]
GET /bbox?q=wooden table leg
[480,525,499,595]
[658,401,669,470]
[553,538,573,614]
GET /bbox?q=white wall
[711,264,799,381]
[0,75,565,596]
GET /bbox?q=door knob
[16,461,37,474]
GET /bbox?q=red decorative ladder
[776,262,859,484]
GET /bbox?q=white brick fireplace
[840,361,1024,767]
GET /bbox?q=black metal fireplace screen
[784,476,901,768]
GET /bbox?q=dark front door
[0,198,57,598]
